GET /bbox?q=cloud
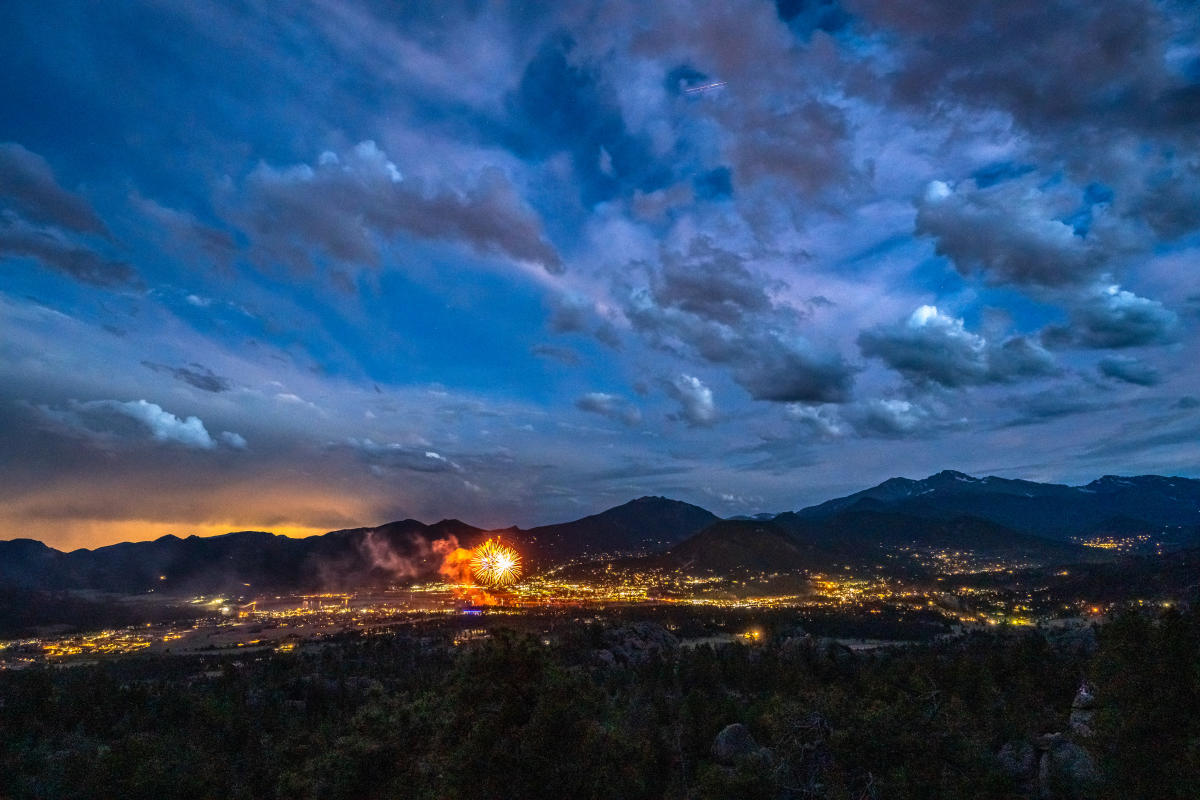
[530,343,582,366]
[1001,387,1109,427]
[0,212,134,287]
[548,294,621,347]
[0,142,107,235]
[622,239,855,403]
[345,438,461,472]
[141,361,233,393]
[848,0,1200,139]
[233,141,562,273]
[1044,284,1180,349]
[859,305,1057,387]
[131,193,237,267]
[575,392,642,426]
[785,403,847,438]
[786,396,955,440]
[651,238,774,324]
[1129,158,1200,240]
[915,178,1113,288]
[65,399,220,449]
[665,374,717,426]
[852,398,934,437]
[219,431,248,449]
[1098,355,1161,386]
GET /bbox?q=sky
[2,1,1200,550]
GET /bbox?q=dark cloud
[0,212,135,287]
[915,178,1114,288]
[731,337,855,403]
[727,99,854,198]
[1002,388,1110,427]
[531,343,582,366]
[233,141,562,274]
[141,361,233,393]
[652,238,774,324]
[623,240,854,403]
[548,295,620,346]
[859,305,1057,387]
[0,142,108,235]
[1127,158,1200,240]
[1044,285,1180,349]
[131,194,237,267]
[575,392,642,426]
[1097,356,1161,386]
[847,0,1200,139]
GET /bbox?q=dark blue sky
[2,1,1199,548]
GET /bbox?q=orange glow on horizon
[2,518,344,552]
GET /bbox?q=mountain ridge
[3,473,1198,594]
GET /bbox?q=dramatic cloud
[786,403,847,439]
[1003,387,1110,427]
[652,239,774,325]
[0,142,107,235]
[848,0,1200,139]
[575,392,642,426]
[3,2,1200,545]
[141,362,233,393]
[131,194,237,267]
[852,398,935,438]
[915,179,1113,288]
[1098,356,1162,386]
[54,399,225,449]
[623,240,855,403]
[233,141,562,273]
[0,213,133,287]
[665,374,718,426]
[1045,284,1180,349]
[859,305,1057,387]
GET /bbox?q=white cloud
[667,374,718,427]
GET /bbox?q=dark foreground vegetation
[1,607,1197,800]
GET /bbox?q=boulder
[599,622,679,664]
[1038,738,1101,800]
[712,723,759,764]
[997,740,1036,786]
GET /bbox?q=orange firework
[470,539,522,587]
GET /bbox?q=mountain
[655,510,1092,576]
[3,474,1196,596]
[516,496,719,561]
[795,470,1200,542]
[0,497,717,594]
[0,519,488,595]
[659,520,817,573]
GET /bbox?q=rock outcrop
[593,622,679,666]
[1037,734,1100,799]
[712,723,759,764]
[996,681,1102,799]
[1068,682,1096,738]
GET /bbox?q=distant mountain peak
[930,469,978,481]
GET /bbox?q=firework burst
[470,539,522,587]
